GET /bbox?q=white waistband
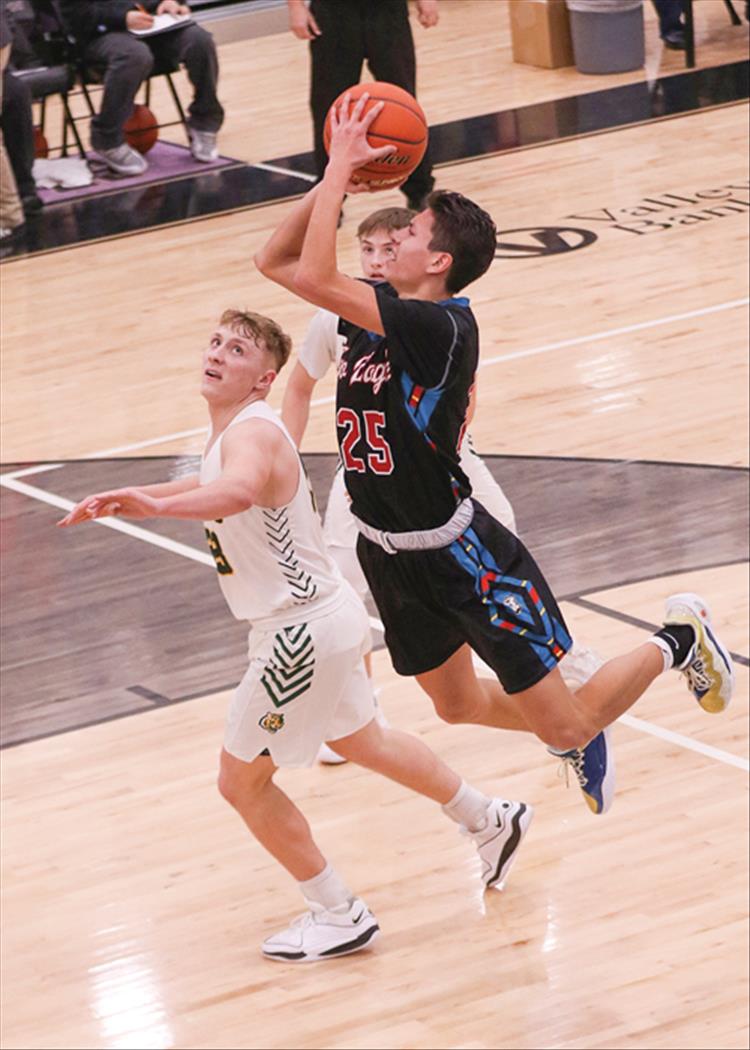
[352,499,474,554]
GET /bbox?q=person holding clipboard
[61,0,225,175]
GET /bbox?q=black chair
[8,0,86,157]
[684,0,745,68]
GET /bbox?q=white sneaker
[664,593,734,713]
[96,143,147,176]
[189,128,219,163]
[318,741,347,765]
[465,799,534,890]
[262,897,379,962]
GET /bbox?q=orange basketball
[124,104,159,155]
[33,127,49,159]
[323,82,428,189]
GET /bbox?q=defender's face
[358,229,399,280]
[201,325,275,404]
[382,210,441,291]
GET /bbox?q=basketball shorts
[223,584,375,767]
[356,501,572,694]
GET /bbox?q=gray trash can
[566,0,645,74]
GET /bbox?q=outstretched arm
[57,423,286,526]
[280,362,317,447]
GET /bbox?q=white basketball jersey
[297,308,345,379]
[200,401,343,629]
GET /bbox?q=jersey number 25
[337,408,394,475]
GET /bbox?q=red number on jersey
[337,407,366,473]
[363,411,394,475]
[336,408,395,475]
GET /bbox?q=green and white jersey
[200,401,343,630]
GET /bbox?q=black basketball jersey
[336,283,479,532]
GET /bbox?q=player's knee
[538,723,589,753]
[433,694,475,725]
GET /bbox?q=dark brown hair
[427,190,497,294]
[219,309,292,372]
[357,206,415,240]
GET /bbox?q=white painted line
[5,473,747,774]
[83,296,750,459]
[0,475,214,568]
[251,161,318,183]
[479,297,750,371]
[0,463,64,481]
[618,713,749,772]
[469,653,747,774]
[90,427,208,459]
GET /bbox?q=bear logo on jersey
[259,711,285,734]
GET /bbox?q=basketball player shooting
[57,308,535,963]
[255,92,734,816]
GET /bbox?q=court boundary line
[69,295,749,459]
[2,469,746,770]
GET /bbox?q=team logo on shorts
[259,711,285,734]
[502,594,523,615]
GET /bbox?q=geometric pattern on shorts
[260,624,315,707]
[449,527,571,670]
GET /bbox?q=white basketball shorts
[224,584,375,768]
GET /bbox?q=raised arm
[293,94,395,333]
[280,362,317,447]
[254,184,322,293]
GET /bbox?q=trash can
[565,0,645,74]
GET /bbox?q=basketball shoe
[262,897,379,962]
[664,593,734,713]
[553,642,616,815]
[464,799,534,890]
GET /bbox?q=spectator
[0,8,25,243]
[2,2,42,217]
[60,1,224,176]
[652,0,686,49]
[287,0,438,211]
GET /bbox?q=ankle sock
[442,780,491,833]
[649,624,696,671]
[299,863,352,912]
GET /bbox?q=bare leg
[331,718,461,804]
[363,649,373,678]
[417,642,664,751]
[218,748,326,881]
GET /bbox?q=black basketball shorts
[356,501,572,694]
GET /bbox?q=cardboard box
[509,0,575,69]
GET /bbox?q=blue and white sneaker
[552,728,615,815]
[664,593,734,713]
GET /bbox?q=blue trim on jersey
[448,525,572,667]
[438,296,470,308]
[400,371,444,433]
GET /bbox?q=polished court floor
[1,2,749,1048]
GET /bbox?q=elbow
[254,250,270,277]
[292,265,316,298]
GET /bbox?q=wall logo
[495,226,598,258]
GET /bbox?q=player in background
[58,309,534,963]
[255,94,734,818]
[281,206,517,764]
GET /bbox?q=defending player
[255,95,734,814]
[281,205,517,764]
[58,309,534,963]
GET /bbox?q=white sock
[646,635,675,673]
[299,863,352,912]
[442,781,491,832]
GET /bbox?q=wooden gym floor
[1,3,748,1048]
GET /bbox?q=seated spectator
[2,1,43,217]
[0,8,25,244]
[60,1,224,176]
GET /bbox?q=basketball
[323,82,428,189]
[124,104,159,155]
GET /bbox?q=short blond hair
[357,207,415,241]
[219,308,292,372]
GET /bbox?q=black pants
[84,25,224,150]
[1,68,35,198]
[651,0,685,35]
[308,0,433,203]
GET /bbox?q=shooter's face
[385,210,449,293]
